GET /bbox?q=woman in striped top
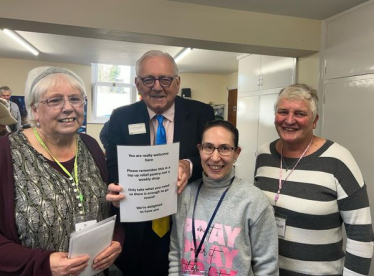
[254,83,373,276]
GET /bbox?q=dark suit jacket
[106,96,214,273]
[107,96,215,184]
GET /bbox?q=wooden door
[228,89,237,126]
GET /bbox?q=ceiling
[0,31,243,75]
[170,0,368,20]
[0,0,368,75]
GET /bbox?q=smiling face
[275,98,318,146]
[199,126,241,180]
[135,56,180,114]
[33,82,84,138]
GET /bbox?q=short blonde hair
[274,83,319,120]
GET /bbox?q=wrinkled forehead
[39,74,84,95]
[277,98,311,110]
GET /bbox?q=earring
[36,121,40,128]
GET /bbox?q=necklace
[33,128,85,214]
[275,138,313,205]
[282,156,298,172]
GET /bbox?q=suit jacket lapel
[127,101,151,145]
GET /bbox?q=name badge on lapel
[128,123,146,135]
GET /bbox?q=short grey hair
[0,86,12,95]
[25,66,86,126]
[274,83,319,120]
[135,50,179,76]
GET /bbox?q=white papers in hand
[68,215,116,276]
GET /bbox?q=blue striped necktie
[152,114,170,237]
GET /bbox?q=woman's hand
[92,241,122,271]
[106,183,125,208]
[50,252,89,276]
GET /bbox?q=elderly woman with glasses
[169,120,279,275]
[0,67,123,276]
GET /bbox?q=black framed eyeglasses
[39,95,86,109]
[199,143,236,156]
[138,76,178,88]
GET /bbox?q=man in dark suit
[106,50,214,275]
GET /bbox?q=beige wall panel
[297,52,320,88]
[179,73,227,105]
[225,72,238,90]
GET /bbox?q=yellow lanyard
[33,128,84,203]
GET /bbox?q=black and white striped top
[255,139,373,276]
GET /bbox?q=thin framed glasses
[199,143,236,156]
[39,95,86,109]
[138,76,178,88]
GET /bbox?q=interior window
[92,63,138,122]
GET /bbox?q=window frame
[91,63,137,123]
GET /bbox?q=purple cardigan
[0,133,124,276]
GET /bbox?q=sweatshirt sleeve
[339,184,373,275]
[168,212,182,276]
[169,186,192,276]
[332,146,374,275]
[249,205,279,276]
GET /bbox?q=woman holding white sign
[168,120,279,275]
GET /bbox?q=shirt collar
[147,103,175,122]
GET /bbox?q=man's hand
[50,252,89,276]
[93,241,122,271]
[106,183,125,208]
[177,160,191,194]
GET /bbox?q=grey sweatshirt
[169,168,279,275]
